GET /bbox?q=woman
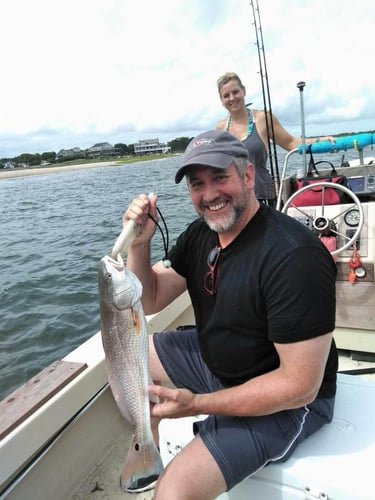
[216,72,333,205]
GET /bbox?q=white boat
[346,156,374,168]
[1,134,375,500]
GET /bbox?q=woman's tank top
[226,110,274,200]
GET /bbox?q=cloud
[0,0,374,157]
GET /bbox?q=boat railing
[276,133,375,211]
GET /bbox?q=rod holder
[297,81,307,173]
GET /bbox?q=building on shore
[134,138,171,155]
[56,147,84,160]
[86,142,119,158]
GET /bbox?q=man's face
[187,162,253,233]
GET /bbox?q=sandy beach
[0,161,118,180]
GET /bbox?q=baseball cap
[175,130,249,184]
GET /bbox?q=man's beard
[201,188,250,233]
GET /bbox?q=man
[124,130,337,499]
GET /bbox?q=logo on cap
[192,138,214,148]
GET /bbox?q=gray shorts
[153,328,335,491]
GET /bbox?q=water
[0,156,196,400]
[0,146,372,400]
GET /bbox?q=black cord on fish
[148,207,171,268]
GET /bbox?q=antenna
[250,0,280,197]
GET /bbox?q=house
[3,161,28,169]
[86,142,118,158]
[134,138,171,155]
[56,147,83,159]
[4,161,15,169]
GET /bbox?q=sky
[1,0,374,158]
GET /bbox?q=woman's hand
[315,136,336,144]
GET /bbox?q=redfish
[98,251,163,492]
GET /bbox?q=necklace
[226,108,254,138]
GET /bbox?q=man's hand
[123,193,158,244]
[149,384,202,419]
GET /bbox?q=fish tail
[120,434,164,493]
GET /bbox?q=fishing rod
[250,0,280,196]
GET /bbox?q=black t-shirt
[168,204,338,398]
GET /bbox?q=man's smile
[204,200,228,212]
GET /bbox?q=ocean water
[0,145,372,400]
[0,156,196,400]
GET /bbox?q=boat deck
[70,351,375,500]
[72,434,154,500]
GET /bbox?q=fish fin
[131,308,141,334]
[120,434,164,493]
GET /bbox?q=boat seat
[159,374,375,499]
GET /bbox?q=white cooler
[159,374,375,499]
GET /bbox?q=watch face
[355,266,366,278]
[344,209,360,227]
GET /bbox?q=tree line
[0,137,192,168]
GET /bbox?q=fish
[110,192,154,260]
[98,250,164,492]
[110,219,136,260]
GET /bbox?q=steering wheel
[282,182,364,256]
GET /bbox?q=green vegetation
[61,152,179,167]
[0,137,193,170]
[4,131,374,170]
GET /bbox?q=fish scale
[98,253,164,493]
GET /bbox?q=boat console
[346,173,375,201]
[347,174,375,196]
[278,151,375,355]
[335,164,375,200]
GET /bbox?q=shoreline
[0,161,118,180]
